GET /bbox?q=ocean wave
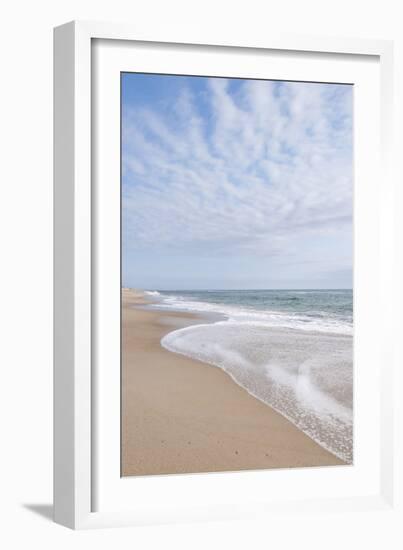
[148,293,353,335]
[161,321,353,462]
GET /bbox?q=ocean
[145,289,353,463]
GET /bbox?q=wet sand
[121,289,344,476]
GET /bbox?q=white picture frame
[54,20,396,529]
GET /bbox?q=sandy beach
[121,289,344,476]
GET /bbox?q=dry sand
[121,289,344,476]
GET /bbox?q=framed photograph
[54,21,395,529]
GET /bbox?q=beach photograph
[121,73,353,476]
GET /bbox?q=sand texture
[121,290,344,476]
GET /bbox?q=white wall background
[0,0,401,547]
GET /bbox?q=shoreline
[122,289,344,476]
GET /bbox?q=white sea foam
[148,294,353,335]
[161,321,353,462]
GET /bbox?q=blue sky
[122,73,353,290]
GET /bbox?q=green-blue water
[150,289,352,334]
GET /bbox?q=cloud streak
[122,75,352,288]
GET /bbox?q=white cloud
[122,78,352,264]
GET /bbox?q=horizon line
[123,287,353,292]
